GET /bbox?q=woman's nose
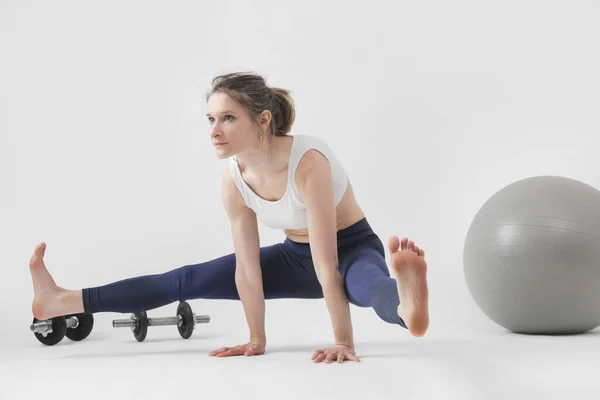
[210,123,222,137]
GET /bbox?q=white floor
[2,305,599,400]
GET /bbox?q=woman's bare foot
[388,236,429,337]
[29,242,80,320]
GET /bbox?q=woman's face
[206,92,261,159]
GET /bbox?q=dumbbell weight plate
[64,313,95,341]
[32,316,67,346]
[133,311,148,342]
[177,301,194,339]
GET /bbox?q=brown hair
[206,72,295,150]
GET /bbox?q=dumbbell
[112,301,210,342]
[30,313,95,346]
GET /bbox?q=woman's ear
[258,109,272,131]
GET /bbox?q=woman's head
[205,72,295,158]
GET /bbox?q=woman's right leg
[30,240,323,320]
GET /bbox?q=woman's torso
[239,164,366,244]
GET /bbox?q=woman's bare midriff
[284,179,366,244]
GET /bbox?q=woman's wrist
[250,335,266,346]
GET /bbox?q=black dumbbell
[30,313,95,346]
[112,301,210,342]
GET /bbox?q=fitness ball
[463,175,600,334]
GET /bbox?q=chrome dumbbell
[30,313,94,346]
[112,301,210,342]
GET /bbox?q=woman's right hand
[209,340,266,357]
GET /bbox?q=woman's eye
[207,116,234,124]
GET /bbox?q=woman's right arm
[221,168,266,347]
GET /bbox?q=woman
[29,72,429,364]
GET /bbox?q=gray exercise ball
[463,175,600,334]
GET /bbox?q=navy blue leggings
[82,218,406,328]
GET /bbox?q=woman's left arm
[295,150,354,349]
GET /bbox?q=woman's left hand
[312,344,360,364]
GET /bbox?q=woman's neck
[236,136,293,177]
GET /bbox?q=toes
[388,236,400,254]
[395,238,425,258]
[400,238,409,250]
[30,243,46,268]
[36,242,46,256]
[414,245,425,257]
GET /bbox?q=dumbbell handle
[112,315,210,328]
[30,316,79,334]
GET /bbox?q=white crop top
[228,134,349,230]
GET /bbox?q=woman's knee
[341,246,394,308]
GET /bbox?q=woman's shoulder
[292,133,331,149]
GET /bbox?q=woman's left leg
[339,240,407,329]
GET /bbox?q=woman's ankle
[57,289,85,315]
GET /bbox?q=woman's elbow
[235,263,262,283]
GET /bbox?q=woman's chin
[215,151,230,159]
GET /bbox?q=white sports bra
[228,134,349,229]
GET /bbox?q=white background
[2,1,600,399]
